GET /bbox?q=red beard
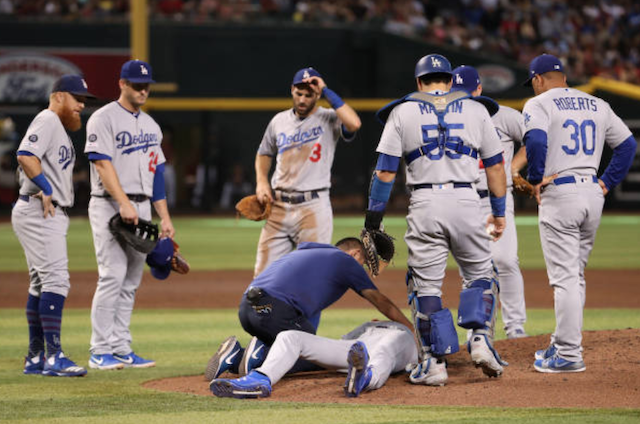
[59,107,82,132]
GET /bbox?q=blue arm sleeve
[87,153,112,161]
[375,153,401,172]
[482,152,503,168]
[489,195,506,217]
[600,136,637,190]
[322,87,345,109]
[152,163,166,202]
[17,150,35,156]
[31,173,53,196]
[367,172,395,212]
[523,129,548,185]
[341,124,356,141]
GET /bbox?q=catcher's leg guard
[406,270,459,359]
[457,277,499,335]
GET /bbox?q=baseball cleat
[88,353,125,370]
[23,352,45,375]
[113,352,156,368]
[469,334,507,378]
[42,351,87,377]
[238,337,267,377]
[409,357,448,386]
[210,370,272,399]
[534,354,586,373]
[344,341,373,397]
[506,329,529,339]
[205,336,242,381]
[534,344,557,361]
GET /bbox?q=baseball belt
[553,175,598,185]
[92,193,149,202]
[410,182,472,191]
[274,189,323,204]
[19,194,69,212]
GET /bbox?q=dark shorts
[238,288,316,346]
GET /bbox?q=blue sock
[39,292,66,357]
[26,294,44,357]
[417,296,442,350]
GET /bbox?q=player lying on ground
[209,320,418,399]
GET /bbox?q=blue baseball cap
[292,67,322,85]
[52,75,96,98]
[414,54,452,79]
[120,59,156,83]
[522,54,564,86]
[452,66,480,94]
[146,238,174,280]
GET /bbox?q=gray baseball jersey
[258,106,352,192]
[16,110,75,207]
[476,105,525,191]
[85,100,164,356]
[85,101,165,196]
[523,87,632,362]
[257,321,418,389]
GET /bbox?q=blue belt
[275,190,320,204]
[477,190,490,199]
[411,183,472,191]
[93,193,149,202]
[18,194,68,211]
[553,175,598,185]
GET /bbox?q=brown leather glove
[170,240,190,274]
[512,174,535,197]
[235,194,272,221]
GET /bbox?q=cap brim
[69,91,97,99]
[126,77,156,83]
[522,76,534,87]
[150,265,171,280]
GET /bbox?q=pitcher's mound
[144,329,640,408]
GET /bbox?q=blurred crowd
[2,0,640,83]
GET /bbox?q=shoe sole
[344,343,368,397]
[210,380,270,399]
[205,336,240,381]
[470,351,503,378]
[88,361,125,370]
[23,369,43,375]
[534,363,586,373]
[117,361,156,369]
[409,361,448,386]
[42,369,87,377]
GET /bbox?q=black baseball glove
[360,228,395,277]
[109,213,159,254]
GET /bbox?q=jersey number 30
[562,119,596,156]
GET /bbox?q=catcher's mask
[146,237,174,280]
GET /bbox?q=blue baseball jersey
[248,242,377,319]
[84,101,165,197]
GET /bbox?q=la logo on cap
[82,79,88,88]
[455,74,464,84]
[431,56,442,67]
[140,65,148,75]
[303,70,310,79]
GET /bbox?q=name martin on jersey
[277,125,324,153]
[115,130,159,154]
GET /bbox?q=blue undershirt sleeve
[87,153,112,161]
[523,129,548,185]
[600,136,638,190]
[152,163,166,202]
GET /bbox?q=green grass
[1,215,639,271]
[1,308,639,424]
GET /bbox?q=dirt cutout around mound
[146,329,640,408]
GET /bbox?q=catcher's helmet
[414,54,452,79]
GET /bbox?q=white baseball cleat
[409,357,448,386]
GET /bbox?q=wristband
[322,87,345,109]
[31,173,53,196]
[489,195,506,217]
[367,173,394,212]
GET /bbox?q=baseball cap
[51,75,96,99]
[120,59,156,83]
[146,238,174,280]
[414,54,452,78]
[452,66,480,94]
[522,54,564,86]
[292,67,322,85]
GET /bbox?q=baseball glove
[512,174,535,197]
[235,195,272,221]
[170,240,190,274]
[109,213,159,254]
[360,228,395,277]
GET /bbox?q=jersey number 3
[309,143,322,162]
[562,119,596,156]
[149,151,159,173]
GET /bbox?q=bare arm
[511,145,528,176]
[17,155,54,217]
[334,102,361,133]
[153,198,174,238]
[484,162,507,241]
[361,288,413,330]
[255,153,273,204]
[374,170,397,183]
[93,159,138,224]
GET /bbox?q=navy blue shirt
[247,242,377,320]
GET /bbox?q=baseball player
[364,54,509,386]
[205,237,413,381]
[85,60,175,370]
[452,65,528,339]
[522,54,637,373]
[210,320,418,399]
[253,67,361,276]
[13,75,95,377]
